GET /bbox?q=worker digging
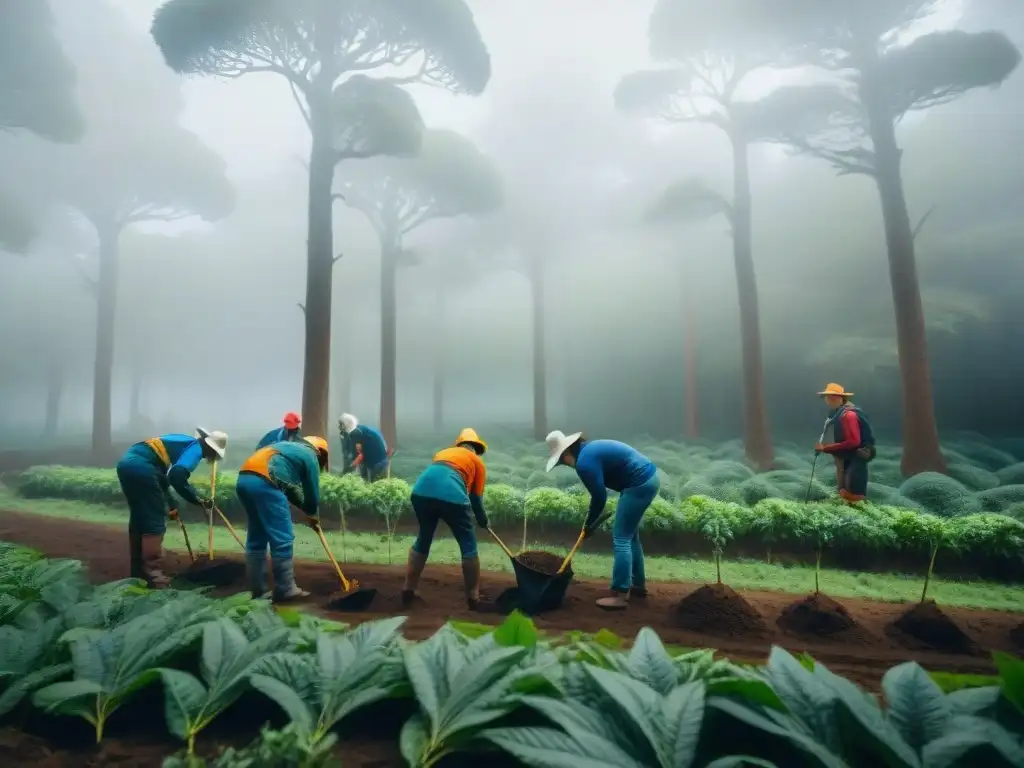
[255,411,302,449]
[235,435,330,601]
[545,429,660,611]
[338,412,390,481]
[115,427,228,588]
[815,383,877,503]
[402,428,494,611]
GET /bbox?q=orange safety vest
[144,437,171,468]
[240,446,278,481]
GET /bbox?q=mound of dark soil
[672,583,768,637]
[179,560,245,588]
[515,550,563,576]
[777,593,871,643]
[888,600,979,655]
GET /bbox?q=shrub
[949,441,1017,471]
[945,463,1000,492]
[898,472,979,517]
[995,463,1024,486]
[976,485,1024,514]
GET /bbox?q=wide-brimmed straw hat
[817,382,854,397]
[545,429,583,472]
[195,426,228,459]
[455,427,487,454]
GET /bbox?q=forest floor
[2,487,1023,611]
[2,506,1024,700]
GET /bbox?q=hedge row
[16,466,1024,573]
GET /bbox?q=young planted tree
[800,505,850,595]
[916,514,954,604]
[338,130,502,447]
[0,0,82,252]
[751,2,1021,475]
[151,0,490,438]
[614,0,792,470]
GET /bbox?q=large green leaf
[993,652,1024,716]
[882,662,951,752]
[921,714,1024,768]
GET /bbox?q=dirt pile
[672,583,768,637]
[888,600,979,655]
[177,560,245,588]
[515,550,563,575]
[777,593,872,644]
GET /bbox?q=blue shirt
[256,426,301,450]
[266,441,322,518]
[575,440,657,524]
[352,425,388,466]
[127,433,206,507]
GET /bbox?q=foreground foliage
[1,542,1023,767]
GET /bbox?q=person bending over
[545,430,660,611]
[115,427,228,587]
[235,436,329,601]
[339,412,390,481]
[402,428,492,611]
[255,411,302,449]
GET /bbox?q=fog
[1,0,1022,471]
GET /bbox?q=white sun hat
[545,429,583,472]
[195,426,228,459]
[340,413,358,433]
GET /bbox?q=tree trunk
[379,238,398,448]
[129,367,142,422]
[432,283,445,434]
[730,136,773,470]
[681,269,699,440]
[43,356,64,440]
[529,256,548,440]
[868,116,946,476]
[91,220,120,461]
[300,90,336,439]
[333,321,352,417]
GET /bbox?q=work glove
[168,508,179,521]
[474,513,489,530]
[583,513,610,540]
[305,516,321,530]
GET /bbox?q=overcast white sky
[108,0,964,184]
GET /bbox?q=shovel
[181,463,244,587]
[176,515,196,563]
[313,523,377,612]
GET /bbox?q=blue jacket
[351,425,388,467]
[125,433,208,508]
[256,426,301,450]
[575,440,657,525]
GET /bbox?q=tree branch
[297,302,305,315]
[912,204,937,242]
[331,193,346,204]
[288,79,311,128]
[333,251,344,264]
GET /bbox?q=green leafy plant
[799,505,849,595]
[162,722,339,768]
[367,479,410,564]
[400,625,536,767]
[158,617,292,754]
[32,594,216,741]
[0,616,71,718]
[248,617,407,748]
[915,515,956,604]
[697,505,735,585]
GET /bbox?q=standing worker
[256,412,302,449]
[402,428,492,611]
[815,383,876,503]
[115,427,229,588]
[545,430,660,611]
[235,436,329,601]
[338,412,390,481]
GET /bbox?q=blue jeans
[362,459,389,482]
[410,494,478,559]
[610,473,660,593]
[236,472,295,559]
[116,453,168,535]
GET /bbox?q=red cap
[282,412,301,429]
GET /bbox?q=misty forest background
[1,0,1022,479]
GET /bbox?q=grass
[2,486,1023,612]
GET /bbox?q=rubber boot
[271,558,309,601]
[401,549,428,607]
[246,553,270,599]
[140,534,171,589]
[630,586,649,601]
[461,556,493,612]
[128,533,144,580]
